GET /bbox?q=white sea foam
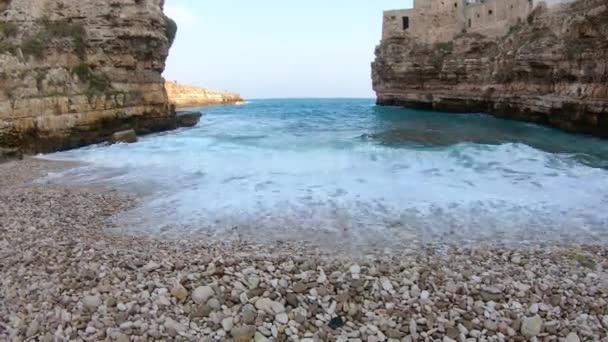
[42,99,608,247]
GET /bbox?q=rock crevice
[372,0,608,137]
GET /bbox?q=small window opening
[488,9,493,15]
[402,16,410,30]
[468,18,472,27]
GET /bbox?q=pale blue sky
[163,1,412,99]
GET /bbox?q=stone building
[382,0,573,43]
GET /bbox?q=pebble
[275,312,289,324]
[207,297,221,311]
[242,304,257,324]
[83,295,101,311]
[143,261,161,272]
[270,301,286,314]
[25,320,39,337]
[254,332,270,342]
[164,318,184,336]
[1,159,607,341]
[566,332,581,342]
[528,303,539,314]
[231,326,256,341]
[171,284,188,301]
[192,286,214,304]
[521,315,543,337]
[221,317,234,331]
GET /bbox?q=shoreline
[1,158,607,341]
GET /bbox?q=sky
[163,1,412,99]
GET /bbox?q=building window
[402,16,410,30]
[468,18,472,27]
[488,9,493,15]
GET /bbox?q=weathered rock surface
[0,0,179,154]
[372,0,608,137]
[165,81,243,108]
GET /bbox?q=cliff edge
[372,0,608,137]
[0,0,181,154]
[165,81,243,108]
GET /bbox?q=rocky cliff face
[165,81,243,108]
[0,0,179,153]
[373,0,608,137]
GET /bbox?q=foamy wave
[42,99,608,247]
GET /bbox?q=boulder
[109,129,137,144]
[176,111,202,128]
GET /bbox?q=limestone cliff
[0,0,180,153]
[165,81,243,108]
[372,0,608,137]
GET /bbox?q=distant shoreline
[166,81,244,108]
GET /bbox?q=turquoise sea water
[45,99,608,247]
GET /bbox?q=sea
[42,99,608,249]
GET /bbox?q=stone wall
[383,0,464,44]
[373,0,608,137]
[0,0,178,154]
[465,0,533,37]
[382,0,571,44]
[165,81,243,108]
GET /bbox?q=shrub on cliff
[21,17,86,60]
[434,42,453,52]
[71,63,112,100]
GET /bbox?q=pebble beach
[1,158,608,341]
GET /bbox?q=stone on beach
[231,325,256,341]
[109,129,138,144]
[192,286,214,304]
[566,332,581,342]
[82,295,101,311]
[171,284,188,301]
[2,159,608,341]
[521,315,543,337]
